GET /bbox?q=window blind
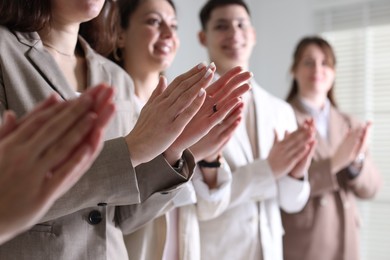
[316,1,390,259]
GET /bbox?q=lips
[154,42,173,55]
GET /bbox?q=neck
[129,69,160,103]
[38,20,80,57]
[300,93,327,110]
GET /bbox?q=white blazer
[195,82,310,260]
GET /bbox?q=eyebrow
[143,11,177,21]
[213,17,249,23]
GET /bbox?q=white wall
[167,0,315,99]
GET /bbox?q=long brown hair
[286,36,338,107]
[0,0,51,32]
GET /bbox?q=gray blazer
[0,26,195,260]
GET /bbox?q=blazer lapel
[252,85,269,159]
[232,117,254,163]
[79,37,112,87]
[328,106,350,155]
[15,31,76,100]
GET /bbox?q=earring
[113,47,123,62]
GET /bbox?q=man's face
[199,4,256,73]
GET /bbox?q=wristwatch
[198,155,222,168]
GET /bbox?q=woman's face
[118,0,179,73]
[51,0,105,24]
[293,44,335,99]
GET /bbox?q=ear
[251,26,257,46]
[117,28,126,48]
[198,31,207,47]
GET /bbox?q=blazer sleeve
[194,158,278,219]
[39,144,195,223]
[278,175,310,213]
[345,151,382,199]
[193,163,233,221]
[116,150,196,235]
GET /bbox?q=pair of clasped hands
[0,62,252,243]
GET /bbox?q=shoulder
[332,107,364,128]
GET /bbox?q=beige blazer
[0,26,195,260]
[282,97,382,260]
[196,84,310,260]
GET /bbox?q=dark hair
[199,0,250,30]
[0,0,117,56]
[286,36,338,107]
[106,0,176,65]
[0,0,51,32]
[79,0,119,56]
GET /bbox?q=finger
[0,110,18,139]
[93,103,116,130]
[173,88,207,128]
[27,96,94,155]
[38,112,97,173]
[41,144,94,202]
[220,102,243,128]
[357,122,372,154]
[211,71,252,102]
[6,102,68,144]
[206,66,244,96]
[163,62,207,98]
[92,85,115,114]
[149,76,168,103]
[207,98,243,131]
[18,94,61,125]
[212,83,251,115]
[273,129,279,145]
[167,66,213,109]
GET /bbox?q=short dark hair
[199,0,250,30]
[0,0,51,32]
[286,36,338,107]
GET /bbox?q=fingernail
[209,62,216,70]
[204,68,212,79]
[197,62,206,70]
[198,88,206,97]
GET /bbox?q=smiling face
[293,43,336,100]
[199,4,255,74]
[118,0,179,74]
[50,0,105,24]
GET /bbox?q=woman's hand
[190,102,244,162]
[331,122,371,174]
[125,63,212,166]
[0,84,115,244]
[268,119,316,179]
[164,66,252,165]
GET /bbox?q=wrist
[164,147,183,166]
[198,155,222,168]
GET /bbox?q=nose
[227,24,240,39]
[160,22,173,39]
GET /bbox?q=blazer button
[88,210,103,225]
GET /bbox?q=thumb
[273,129,279,145]
[149,75,168,102]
